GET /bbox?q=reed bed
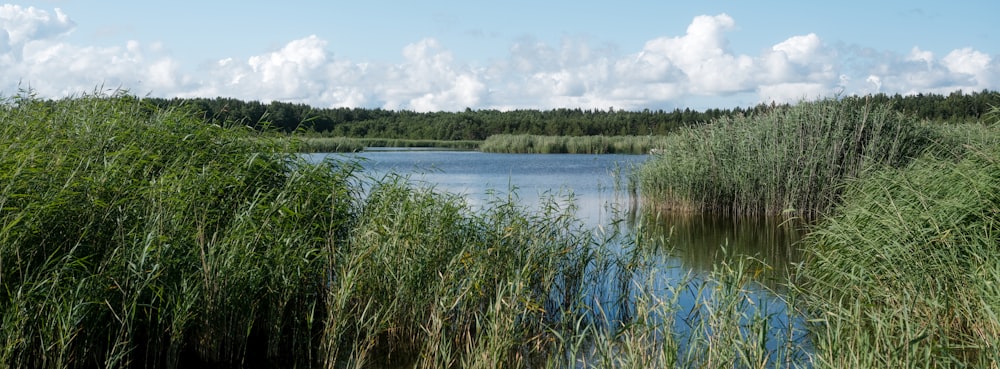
[21,90,1000,368]
[480,134,669,154]
[5,91,804,368]
[294,137,481,153]
[639,97,935,217]
[0,91,600,368]
[797,132,1000,367]
[295,136,367,152]
[355,137,481,150]
[0,91,361,368]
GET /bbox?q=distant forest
[142,89,1000,140]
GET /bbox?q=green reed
[295,136,368,152]
[0,90,361,367]
[21,89,999,368]
[797,129,1000,367]
[292,137,481,153]
[480,134,669,154]
[0,90,611,368]
[639,97,935,217]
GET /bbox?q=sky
[1,1,998,112]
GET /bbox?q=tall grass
[23,89,1000,368]
[0,90,362,367]
[639,97,935,217]
[480,134,669,154]
[0,90,613,368]
[797,130,1000,366]
[293,137,481,153]
[319,179,605,368]
[295,136,367,152]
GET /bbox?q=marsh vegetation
[2,90,998,368]
[479,134,668,154]
[640,97,1000,366]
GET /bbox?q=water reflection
[584,205,814,364]
[309,150,813,362]
[635,210,806,287]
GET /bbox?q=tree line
[140,89,1000,140]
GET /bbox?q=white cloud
[940,48,995,89]
[866,75,882,92]
[634,14,755,95]
[237,34,329,100]
[772,34,822,64]
[0,5,74,45]
[942,48,991,76]
[147,59,181,90]
[377,38,490,110]
[907,47,934,68]
[0,6,185,96]
[189,36,491,111]
[2,7,999,111]
[861,46,998,96]
[758,82,829,104]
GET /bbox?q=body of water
[311,149,804,275]
[308,149,810,360]
[314,150,641,225]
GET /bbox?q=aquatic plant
[0,90,603,368]
[639,97,935,217]
[479,134,670,154]
[798,129,1000,366]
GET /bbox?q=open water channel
[307,149,811,361]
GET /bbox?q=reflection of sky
[307,150,810,357]
[314,151,645,227]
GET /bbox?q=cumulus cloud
[385,38,488,111]
[907,47,934,68]
[633,14,755,95]
[941,48,994,89]
[186,36,490,111]
[2,7,998,111]
[0,5,191,96]
[0,4,74,45]
[857,46,998,96]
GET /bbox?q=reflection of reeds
[636,209,806,288]
[547,242,811,368]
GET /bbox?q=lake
[309,149,804,277]
[307,149,810,359]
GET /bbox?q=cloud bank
[2,7,997,111]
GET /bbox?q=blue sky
[2,1,998,111]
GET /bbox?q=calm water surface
[312,149,804,275]
[309,149,810,357]
[325,150,637,225]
